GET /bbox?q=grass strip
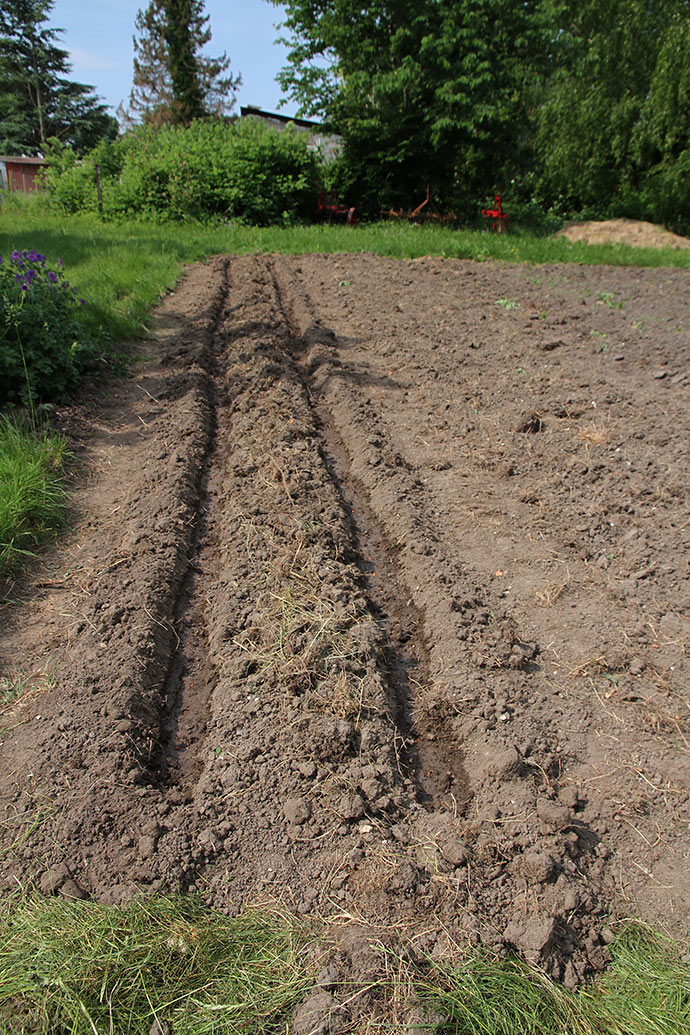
[0,415,68,574]
[0,890,688,1035]
[2,194,690,352]
[0,894,312,1035]
[416,923,690,1035]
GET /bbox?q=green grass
[419,923,690,1035]
[0,894,312,1035]
[2,192,689,351]
[0,415,68,574]
[0,892,687,1035]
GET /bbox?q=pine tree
[121,0,240,127]
[0,0,115,154]
[165,0,205,124]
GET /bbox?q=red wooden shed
[0,156,47,192]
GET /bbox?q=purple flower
[11,250,21,262]
[79,298,85,305]
[47,271,58,283]
[20,284,28,291]
[58,257,63,268]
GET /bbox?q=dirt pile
[556,217,690,249]
[1,251,688,1020]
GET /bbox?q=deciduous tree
[273,0,548,215]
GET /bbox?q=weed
[496,297,520,310]
[0,671,31,705]
[597,291,624,309]
[0,664,56,706]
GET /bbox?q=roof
[0,155,46,165]
[240,106,323,131]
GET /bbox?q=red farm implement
[482,192,509,232]
[382,185,458,226]
[316,191,357,225]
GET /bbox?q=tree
[0,0,116,155]
[273,0,548,214]
[165,0,206,124]
[533,0,686,215]
[121,0,240,127]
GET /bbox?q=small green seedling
[496,298,520,310]
[597,291,623,309]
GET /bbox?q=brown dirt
[1,252,689,1020]
[556,217,690,250]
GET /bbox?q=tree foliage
[275,0,690,231]
[121,0,240,127]
[0,0,116,155]
[274,0,548,215]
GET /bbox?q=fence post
[96,163,103,217]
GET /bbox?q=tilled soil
[1,252,689,1018]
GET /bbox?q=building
[240,106,342,161]
[0,156,47,192]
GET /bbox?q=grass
[0,894,313,1035]
[417,923,690,1035]
[2,191,690,350]
[0,893,687,1035]
[0,414,69,574]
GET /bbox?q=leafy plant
[0,249,94,406]
[46,120,323,226]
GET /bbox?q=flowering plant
[0,249,93,407]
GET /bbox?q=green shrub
[45,119,324,226]
[0,249,94,406]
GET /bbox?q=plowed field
[1,253,689,1000]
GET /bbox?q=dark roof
[240,106,322,131]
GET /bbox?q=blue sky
[47,1,299,119]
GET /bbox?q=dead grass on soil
[232,520,374,724]
[556,218,690,250]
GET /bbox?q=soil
[556,217,690,250]
[1,252,689,1024]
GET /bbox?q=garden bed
[1,252,688,1018]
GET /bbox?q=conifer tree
[0,0,115,154]
[121,0,239,127]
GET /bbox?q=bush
[0,249,94,406]
[45,119,324,226]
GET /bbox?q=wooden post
[96,164,103,217]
